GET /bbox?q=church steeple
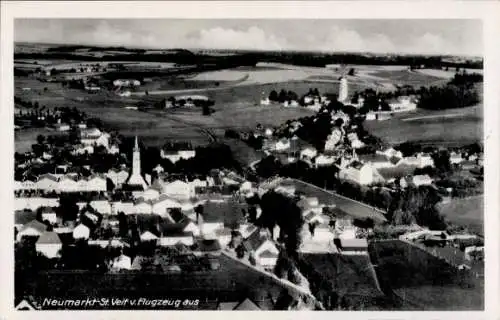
[134,136,139,151]
[126,135,148,189]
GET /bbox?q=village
[14,65,485,310]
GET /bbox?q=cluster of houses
[15,135,379,276]
[15,173,107,193]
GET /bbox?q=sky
[15,19,482,56]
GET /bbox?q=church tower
[338,77,348,103]
[126,136,148,190]
[132,136,141,176]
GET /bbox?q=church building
[124,136,149,191]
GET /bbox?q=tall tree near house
[258,191,303,258]
[269,90,279,102]
[36,134,45,145]
[118,212,128,238]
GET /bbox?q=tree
[256,156,282,178]
[202,104,211,116]
[36,134,45,145]
[258,191,303,257]
[56,196,79,222]
[269,90,279,102]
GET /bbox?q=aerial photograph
[13,19,484,310]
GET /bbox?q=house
[85,174,107,192]
[72,145,94,155]
[274,138,291,152]
[163,180,194,199]
[111,201,135,215]
[300,147,318,160]
[192,239,222,256]
[464,246,484,261]
[106,168,130,188]
[376,148,402,160]
[413,174,434,186]
[215,228,233,247]
[151,195,182,216]
[15,197,59,211]
[35,232,62,259]
[134,198,153,214]
[73,224,91,240]
[418,153,434,168]
[159,219,195,246]
[140,231,159,243]
[339,161,374,185]
[16,220,47,241]
[388,96,417,112]
[140,187,161,201]
[358,153,394,169]
[324,129,342,151]
[160,150,196,163]
[365,112,376,121]
[260,98,271,106]
[335,238,368,255]
[55,123,71,132]
[58,175,79,192]
[112,254,132,270]
[15,299,37,311]
[450,152,465,165]
[89,200,112,215]
[40,207,58,224]
[243,229,280,269]
[218,298,261,310]
[88,239,129,248]
[314,154,336,167]
[36,174,59,191]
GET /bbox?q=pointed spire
[134,136,139,151]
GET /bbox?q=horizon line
[14,41,484,59]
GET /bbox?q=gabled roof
[259,249,279,258]
[358,153,389,163]
[170,209,189,223]
[233,298,261,310]
[349,160,366,170]
[21,220,47,233]
[339,238,368,249]
[36,231,62,244]
[38,173,58,182]
[244,229,271,252]
[140,231,159,241]
[389,156,402,165]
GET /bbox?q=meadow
[364,102,483,147]
[437,196,484,236]
[14,63,482,151]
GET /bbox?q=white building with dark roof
[36,232,62,258]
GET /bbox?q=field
[14,62,481,150]
[368,69,448,87]
[364,103,483,147]
[437,196,484,236]
[15,128,68,153]
[369,240,483,310]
